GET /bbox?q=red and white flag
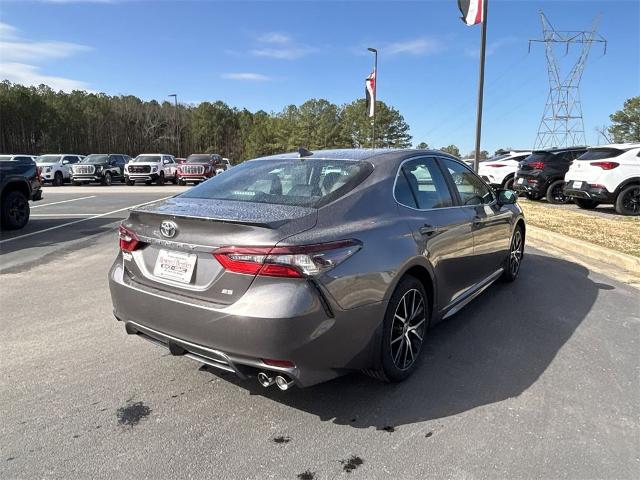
[458,0,485,26]
[365,70,376,118]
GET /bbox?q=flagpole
[473,0,488,173]
[368,47,378,149]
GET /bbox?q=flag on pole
[458,0,485,26]
[365,70,376,118]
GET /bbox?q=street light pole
[367,47,377,149]
[168,94,180,158]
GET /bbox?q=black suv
[0,154,43,230]
[513,146,588,203]
[71,154,130,185]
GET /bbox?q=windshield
[37,155,62,163]
[132,155,161,163]
[81,154,109,164]
[180,158,373,208]
[186,155,211,163]
[577,148,624,161]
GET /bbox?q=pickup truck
[0,154,43,230]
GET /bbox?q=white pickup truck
[36,154,84,186]
[125,154,178,185]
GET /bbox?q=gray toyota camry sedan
[109,149,525,390]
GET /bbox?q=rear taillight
[119,225,141,252]
[213,240,362,278]
[529,161,545,169]
[590,161,619,170]
[486,164,507,168]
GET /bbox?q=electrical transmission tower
[529,11,607,149]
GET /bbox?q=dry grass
[518,199,640,257]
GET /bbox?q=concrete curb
[527,225,640,273]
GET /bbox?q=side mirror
[496,189,517,205]
[62,160,69,165]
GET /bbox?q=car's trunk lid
[121,197,317,305]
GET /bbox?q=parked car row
[479,143,640,216]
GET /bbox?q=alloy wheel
[551,183,566,203]
[621,187,640,214]
[509,229,524,277]
[8,195,27,225]
[390,289,427,371]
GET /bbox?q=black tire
[574,198,600,210]
[1,190,30,230]
[525,192,542,201]
[53,171,63,186]
[178,179,186,186]
[546,180,569,204]
[157,172,165,186]
[501,224,524,282]
[615,184,640,216]
[101,172,112,186]
[373,276,429,383]
[126,180,135,186]
[502,176,515,190]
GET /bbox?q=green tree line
[0,81,412,161]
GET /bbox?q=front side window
[394,157,453,209]
[180,158,373,208]
[441,158,494,206]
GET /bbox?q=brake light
[486,164,507,168]
[213,240,362,278]
[590,161,619,170]
[529,161,545,169]
[119,225,141,252]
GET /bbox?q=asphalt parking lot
[1,187,639,479]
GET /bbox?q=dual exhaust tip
[258,372,294,391]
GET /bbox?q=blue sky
[1,0,638,154]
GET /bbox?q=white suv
[478,150,532,190]
[36,154,84,186]
[564,143,640,215]
[125,154,178,185]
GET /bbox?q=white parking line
[0,195,174,245]
[30,213,95,217]
[31,195,96,209]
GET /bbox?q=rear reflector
[262,359,295,368]
[213,239,362,278]
[590,161,619,170]
[119,225,141,252]
[486,164,507,168]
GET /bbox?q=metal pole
[168,94,180,158]
[473,0,489,173]
[368,47,378,149]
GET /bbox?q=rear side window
[577,148,624,160]
[180,158,373,208]
[395,157,453,209]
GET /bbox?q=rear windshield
[186,154,211,163]
[180,158,374,208]
[37,155,61,163]
[577,148,624,161]
[132,155,161,163]
[81,154,108,164]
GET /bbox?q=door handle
[419,224,443,236]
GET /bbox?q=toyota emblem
[160,220,178,238]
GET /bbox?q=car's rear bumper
[108,256,384,387]
[564,182,614,202]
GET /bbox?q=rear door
[438,157,511,281]
[394,156,476,313]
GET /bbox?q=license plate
[572,181,583,189]
[517,177,524,185]
[153,249,197,284]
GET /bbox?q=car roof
[587,143,640,150]
[255,148,461,164]
[532,146,588,154]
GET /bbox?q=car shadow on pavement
[207,252,609,429]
